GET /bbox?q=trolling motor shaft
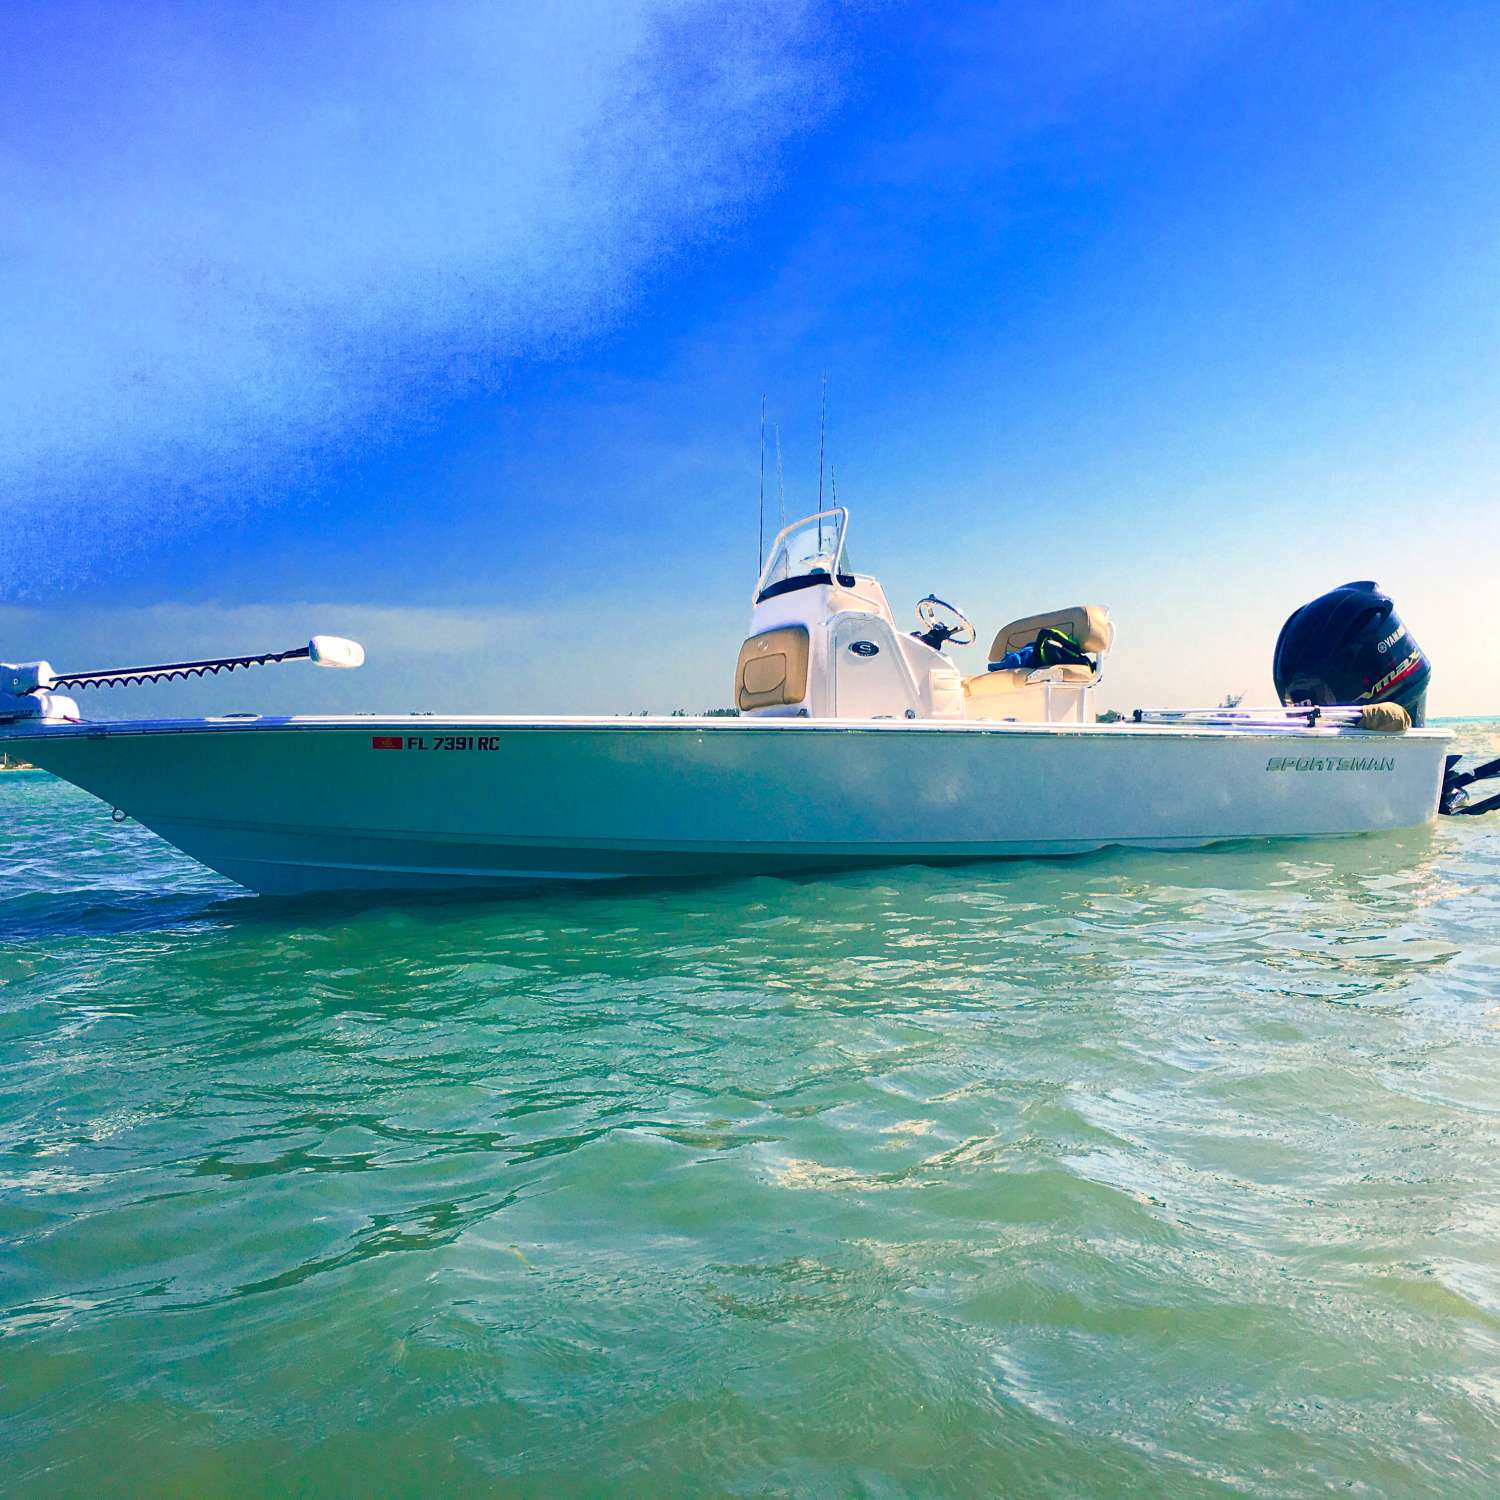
[1,636,364,722]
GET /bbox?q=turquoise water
[3,724,1499,1498]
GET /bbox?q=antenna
[774,424,785,528]
[817,372,827,510]
[817,373,827,551]
[758,395,766,570]
[831,463,837,507]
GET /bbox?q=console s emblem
[849,640,880,657]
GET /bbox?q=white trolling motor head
[0,636,364,723]
[307,636,365,670]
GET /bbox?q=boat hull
[4,716,1451,896]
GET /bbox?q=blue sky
[2,0,1497,714]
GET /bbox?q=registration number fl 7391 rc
[371,735,501,751]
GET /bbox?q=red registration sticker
[371,735,404,750]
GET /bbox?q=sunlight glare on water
[2,724,1499,1497]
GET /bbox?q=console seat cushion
[988,605,1113,662]
[963,663,1095,701]
[736,626,810,711]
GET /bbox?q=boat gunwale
[0,714,1456,745]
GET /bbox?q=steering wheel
[915,594,976,648]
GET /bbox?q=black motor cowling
[1273,581,1430,726]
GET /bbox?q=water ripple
[3,731,1500,1495]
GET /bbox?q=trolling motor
[1274,582,1498,815]
[0,636,365,723]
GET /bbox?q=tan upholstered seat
[963,605,1111,713]
[987,605,1114,663]
[735,626,810,711]
[962,662,1095,704]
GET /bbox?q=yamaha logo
[848,640,880,657]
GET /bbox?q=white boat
[1,508,1482,897]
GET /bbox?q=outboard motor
[1273,581,1430,726]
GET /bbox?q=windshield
[756,509,853,600]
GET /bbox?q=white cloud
[0,1,833,589]
[133,602,511,656]
[0,597,742,717]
